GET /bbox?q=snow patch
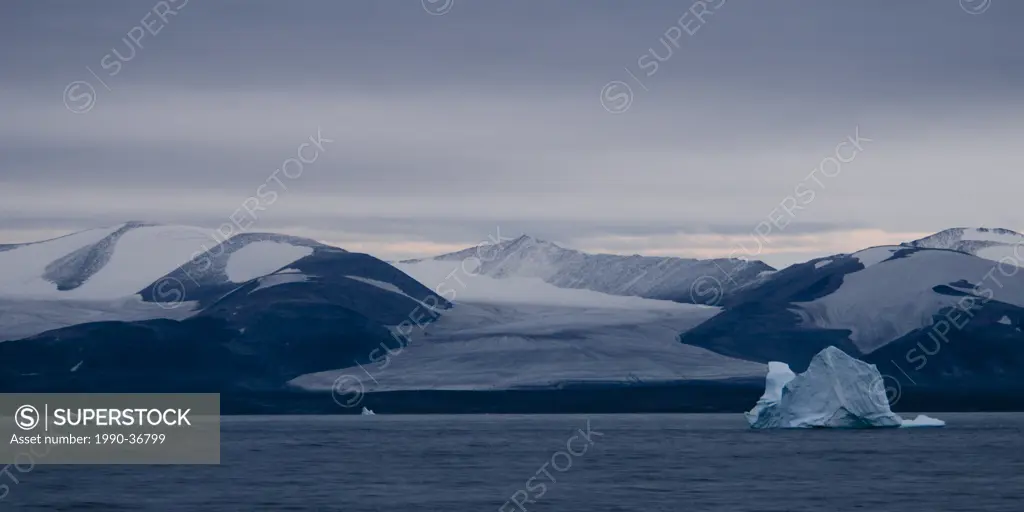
[793,249,1024,353]
[0,225,122,298]
[0,224,224,300]
[250,271,310,294]
[345,275,404,295]
[960,228,1024,244]
[852,246,898,269]
[814,259,832,269]
[72,225,215,299]
[70,360,83,372]
[976,245,1022,266]
[999,315,1012,325]
[225,242,313,283]
[345,275,442,312]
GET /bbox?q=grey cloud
[1,0,1022,265]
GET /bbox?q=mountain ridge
[679,242,1024,392]
[3,223,1024,412]
[403,233,775,305]
[904,227,1024,265]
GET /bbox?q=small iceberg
[746,346,944,429]
[361,407,375,416]
[900,414,945,428]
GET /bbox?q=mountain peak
[502,234,562,250]
[907,227,1024,246]
[122,220,157,228]
[417,233,773,304]
[928,226,1021,236]
[510,233,547,243]
[904,227,1024,264]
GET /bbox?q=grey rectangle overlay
[1,394,219,465]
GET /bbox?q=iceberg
[744,362,796,428]
[900,414,945,428]
[746,346,944,429]
[361,407,375,416]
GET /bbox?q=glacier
[292,260,764,393]
[746,346,945,429]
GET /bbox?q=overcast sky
[2,0,1022,268]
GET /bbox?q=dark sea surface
[5,413,1023,511]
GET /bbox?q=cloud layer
[2,0,1022,267]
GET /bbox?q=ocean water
[4,413,1023,511]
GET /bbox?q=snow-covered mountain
[680,243,1024,393]
[6,223,1023,411]
[2,223,765,410]
[0,222,345,302]
[904,227,1024,265]
[402,235,774,305]
[0,223,324,340]
[0,222,216,300]
[0,223,451,395]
